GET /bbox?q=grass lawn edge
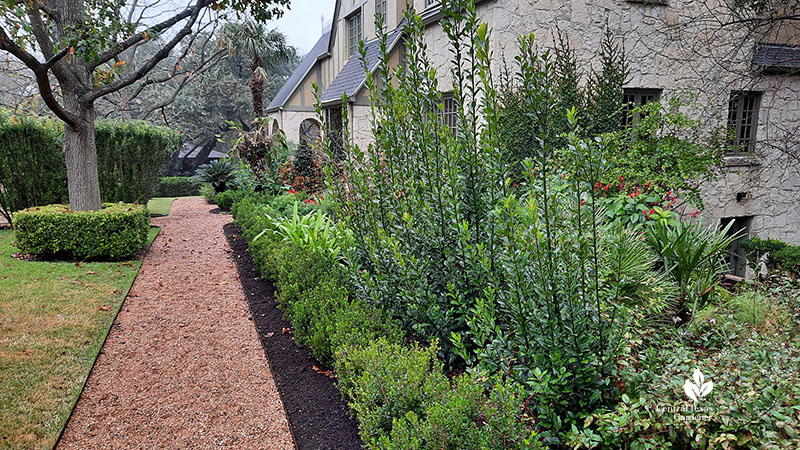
[50,226,161,449]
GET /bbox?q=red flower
[690,210,700,218]
[618,175,624,181]
[603,184,610,192]
[643,209,650,216]
[562,173,567,179]
[649,208,655,215]
[287,190,297,194]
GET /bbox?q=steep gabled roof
[752,43,800,73]
[319,24,404,105]
[266,31,331,112]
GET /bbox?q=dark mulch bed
[224,223,363,450]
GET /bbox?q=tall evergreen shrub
[319,2,649,442]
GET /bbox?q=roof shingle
[752,43,800,72]
[319,25,404,104]
[266,31,331,112]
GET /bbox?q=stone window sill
[724,156,762,167]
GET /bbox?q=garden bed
[224,223,363,450]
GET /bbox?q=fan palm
[219,21,292,118]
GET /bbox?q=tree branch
[91,0,216,69]
[0,25,79,126]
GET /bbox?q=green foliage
[740,236,787,271]
[336,339,447,444]
[584,27,629,136]
[731,292,771,327]
[214,189,249,211]
[596,180,679,230]
[95,120,180,203]
[567,315,800,449]
[0,115,66,223]
[599,99,725,208]
[266,203,349,260]
[200,184,217,204]
[379,374,542,450]
[646,220,741,319]
[153,177,200,197]
[193,159,238,193]
[12,203,150,260]
[0,114,177,221]
[775,245,800,274]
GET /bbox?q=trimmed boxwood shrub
[12,203,150,260]
[153,177,200,197]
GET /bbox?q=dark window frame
[727,91,762,156]
[347,11,363,58]
[375,0,387,27]
[622,88,662,127]
[441,92,458,135]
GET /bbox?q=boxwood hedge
[12,203,150,260]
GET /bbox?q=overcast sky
[270,0,337,55]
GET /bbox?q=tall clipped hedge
[96,121,180,203]
[0,116,66,223]
[0,114,180,221]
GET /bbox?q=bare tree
[0,0,289,210]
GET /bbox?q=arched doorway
[272,119,280,135]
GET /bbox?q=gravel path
[58,198,295,449]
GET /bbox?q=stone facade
[271,0,800,249]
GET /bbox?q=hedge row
[740,236,800,274]
[0,114,180,221]
[12,203,150,260]
[153,177,200,197]
[232,193,542,449]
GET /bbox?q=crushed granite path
[58,198,294,449]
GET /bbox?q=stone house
[269,0,800,275]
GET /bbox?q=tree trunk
[63,98,103,211]
[249,59,265,118]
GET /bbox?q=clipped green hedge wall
[96,121,180,203]
[0,116,67,222]
[0,114,180,221]
[12,203,150,260]
[153,177,200,197]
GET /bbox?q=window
[721,216,752,277]
[425,0,439,7]
[442,93,458,135]
[727,91,761,154]
[348,12,362,58]
[299,119,321,147]
[324,106,345,160]
[622,88,661,127]
[375,0,387,27]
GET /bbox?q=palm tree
[220,21,293,118]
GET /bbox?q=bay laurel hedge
[153,177,200,197]
[96,121,180,203]
[0,115,66,223]
[0,114,180,221]
[12,203,150,260]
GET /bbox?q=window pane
[727,92,761,154]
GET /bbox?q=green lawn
[147,196,200,216]
[147,197,177,216]
[0,227,159,449]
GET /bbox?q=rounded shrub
[12,203,150,260]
